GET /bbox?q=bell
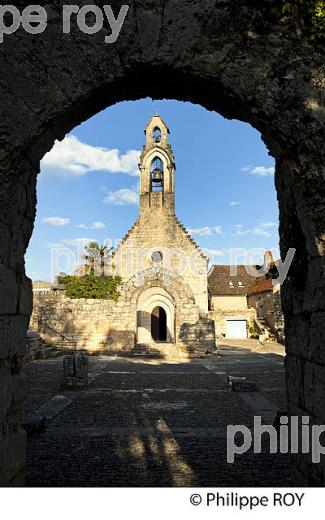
[152,167,163,183]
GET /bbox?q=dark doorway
[151,306,167,342]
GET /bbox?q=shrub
[58,275,123,301]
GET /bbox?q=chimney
[264,250,274,268]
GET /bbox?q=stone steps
[132,343,186,360]
[41,344,64,359]
[40,341,78,359]
[131,344,163,358]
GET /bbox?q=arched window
[151,157,164,192]
[153,127,161,143]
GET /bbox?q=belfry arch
[0,1,324,486]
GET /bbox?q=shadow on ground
[22,341,291,487]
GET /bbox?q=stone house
[247,274,285,343]
[208,265,258,339]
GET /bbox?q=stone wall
[31,277,216,357]
[273,288,285,343]
[0,265,31,486]
[211,295,251,312]
[0,0,324,486]
[31,292,115,352]
[247,286,285,341]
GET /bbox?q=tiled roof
[208,265,258,296]
[247,276,274,295]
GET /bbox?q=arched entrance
[137,286,175,345]
[151,306,167,342]
[0,1,324,486]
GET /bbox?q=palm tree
[83,241,113,276]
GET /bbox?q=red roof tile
[247,276,274,295]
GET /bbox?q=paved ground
[22,340,291,487]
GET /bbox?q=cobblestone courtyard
[22,341,291,486]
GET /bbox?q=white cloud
[62,238,94,247]
[42,216,70,227]
[188,225,223,237]
[104,187,139,206]
[77,222,107,230]
[44,242,64,249]
[41,135,141,177]
[260,221,277,228]
[235,224,249,236]
[91,221,106,229]
[252,227,272,238]
[242,164,275,177]
[235,223,272,238]
[202,248,225,258]
[230,201,240,207]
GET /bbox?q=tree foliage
[58,275,122,300]
[83,241,113,276]
[282,0,325,48]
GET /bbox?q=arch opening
[151,306,167,342]
[1,7,323,485]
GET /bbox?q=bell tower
[139,115,176,215]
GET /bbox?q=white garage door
[226,320,247,339]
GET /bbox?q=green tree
[83,241,113,276]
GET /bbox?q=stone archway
[0,2,324,485]
[137,286,175,345]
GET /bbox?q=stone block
[61,353,88,390]
[17,276,33,316]
[304,361,325,421]
[228,376,258,392]
[0,264,17,315]
[62,355,75,377]
[285,356,305,408]
[0,317,10,360]
[10,316,29,358]
[75,353,89,379]
[0,427,26,486]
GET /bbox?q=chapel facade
[110,115,216,356]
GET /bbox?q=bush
[58,275,123,301]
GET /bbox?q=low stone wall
[31,292,115,352]
[31,289,216,357]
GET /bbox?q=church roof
[208,265,258,296]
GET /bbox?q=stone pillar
[276,157,325,484]
[0,156,36,486]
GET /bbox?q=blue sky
[26,98,279,282]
